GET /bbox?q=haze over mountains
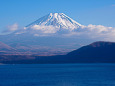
[0,42,13,51]
[0,13,115,55]
[0,13,91,55]
[1,41,115,64]
[0,12,115,63]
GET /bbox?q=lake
[0,64,115,86]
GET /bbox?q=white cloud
[66,24,115,41]
[31,25,59,33]
[3,23,115,41]
[3,23,18,33]
[26,24,115,41]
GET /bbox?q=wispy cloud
[64,24,115,41]
[2,23,115,41]
[31,25,59,33]
[25,24,115,41]
[2,23,18,33]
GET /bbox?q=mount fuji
[0,13,94,55]
[26,13,81,30]
[15,13,82,35]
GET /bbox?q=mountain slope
[26,13,81,30]
[67,41,115,63]
[0,41,14,51]
[0,13,93,55]
[15,13,82,35]
[1,41,115,64]
[0,41,15,55]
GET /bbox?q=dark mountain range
[0,41,115,64]
[67,41,115,63]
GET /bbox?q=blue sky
[0,0,115,32]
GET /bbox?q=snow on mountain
[14,13,82,35]
[13,13,115,41]
[26,13,82,30]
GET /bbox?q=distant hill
[0,41,15,55]
[0,41,14,51]
[1,41,115,64]
[0,42,14,52]
[67,41,115,63]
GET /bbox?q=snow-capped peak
[26,13,82,30]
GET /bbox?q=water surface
[0,64,115,86]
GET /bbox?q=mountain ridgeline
[1,41,115,64]
[67,41,115,63]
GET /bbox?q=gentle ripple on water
[0,64,115,86]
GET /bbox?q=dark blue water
[0,64,115,86]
